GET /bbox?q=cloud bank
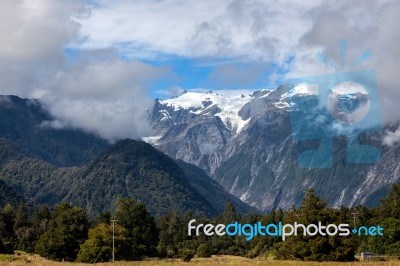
[0,0,169,141]
[78,0,400,120]
[1,0,400,142]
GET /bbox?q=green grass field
[1,254,400,266]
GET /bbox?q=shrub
[179,249,194,262]
[196,244,212,258]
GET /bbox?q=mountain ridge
[0,96,255,216]
[148,87,400,212]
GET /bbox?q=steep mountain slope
[0,138,82,206]
[149,87,400,212]
[64,139,217,217]
[64,140,257,217]
[147,90,258,174]
[0,95,109,166]
[175,160,259,214]
[0,132,255,217]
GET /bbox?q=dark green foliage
[13,204,35,252]
[77,223,130,263]
[0,96,108,167]
[31,205,51,233]
[358,217,400,255]
[0,179,26,210]
[221,202,241,224]
[298,188,327,223]
[0,239,13,254]
[358,184,400,256]
[98,211,112,224]
[275,188,357,261]
[0,154,82,206]
[114,198,159,260]
[0,204,16,254]
[0,204,51,254]
[0,137,254,218]
[0,184,399,262]
[35,204,89,261]
[197,243,212,258]
[157,211,185,258]
[0,204,16,245]
[64,140,218,217]
[179,248,194,262]
[379,183,400,219]
[208,203,248,257]
[0,138,83,206]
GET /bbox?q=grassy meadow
[0,253,399,266]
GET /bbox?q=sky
[1,0,400,141]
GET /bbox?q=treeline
[0,184,400,262]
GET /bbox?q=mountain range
[0,95,255,216]
[1,87,399,216]
[148,87,400,212]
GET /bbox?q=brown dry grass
[0,253,399,266]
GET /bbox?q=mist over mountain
[0,95,109,166]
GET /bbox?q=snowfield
[160,90,262,134]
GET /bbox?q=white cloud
[76,0,316,62]
[383,128,400,146]
[77,0,400,124]
[73,0,400,133]
[1,0,400,141]
[0,0,84,96]
[39,52,169,141]
[291,0,400,123]
[0,0,169,141]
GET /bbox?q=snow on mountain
[280,83,319,99]
[160,90,258,134]
[147,85,400,212]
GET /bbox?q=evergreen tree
[276,188,356,261]
[98,211,111,225]
[114,198,158,259]
[0,204,16,253]
[298,188,327,224]
[379,183,400,219]
[157,211,185,257]
[35,204,89,261]
[0,204,15,240]
[210,202,246,256]
[222,202,241,224]
[13,203,35,252]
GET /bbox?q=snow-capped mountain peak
[160,90,256,134]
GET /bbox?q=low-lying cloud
[40,53,169,141]
[383,129,400,147]
[0,0,169,141]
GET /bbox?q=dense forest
[0,184,399,262]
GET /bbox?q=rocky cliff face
[148,87,400,212]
